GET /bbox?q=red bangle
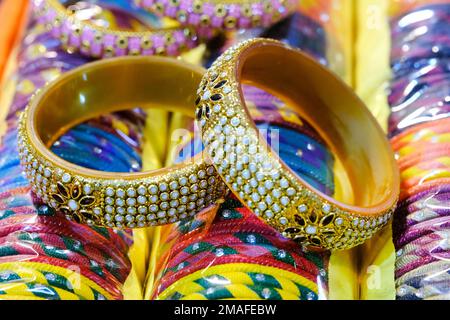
[0,214,129,254]
[165,240,319,276]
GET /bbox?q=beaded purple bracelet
[33,0,198,58]
[134,0,298,33]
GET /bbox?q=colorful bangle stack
[0,7,154,300]
[388,2,450,300]
[153,196,328,300]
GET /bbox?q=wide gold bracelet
[195,38,400,250]
[17,56,227,228]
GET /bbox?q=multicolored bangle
[0,261,113,300]
[0,256,122,299]
[0,280,82,300]
[134,0,298,32]
[394,216,450,250]
[179,284,303,300]
[395,249,450,274]
[164,242,318,279]
[161,270,317,300]
[391,118,450,153]
[33,0,198,58]
[155,263,319,300]
[0,214,129,255]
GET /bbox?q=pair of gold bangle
[17,38,399,250]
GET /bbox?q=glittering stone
[137,196,146,204]
[279,217,288,225]
[116,189,125,198]
[127,188,136,197]
[306,225,317,234]
[61,173,71,183]
[137,185,147,195]
[106,187,114,197]
[148,184,158,194]
[83,184,92,195]
[67,199,79,211]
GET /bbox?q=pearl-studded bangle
[32,0,198,58]
[195,38,400,250]
[17,56,227,228]
[134,0,298,32]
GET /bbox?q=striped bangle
[0,267,108,300]
[394,216,450,248]
[0,215,129,255]
[0,261,114,299]
[155,263,318,300]
[395,260,450,288]
[162,271,317,300]
[4,255,122,298]
[0,231,131,272]
[0,281,82,300]
[157,255,319,294]
[178,284,302,300]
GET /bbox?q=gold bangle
[17,56,227,228]
[195,38,399,250]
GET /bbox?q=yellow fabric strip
[143,225,162,300]
[123,109,169,300]
[354,0,396,300]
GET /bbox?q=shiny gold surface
[196,38,400,250]
[18,56,227,228]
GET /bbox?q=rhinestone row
[195,38,395,250]
[17,111,227,229]
[33,0,198,58]
[135,0,298,30]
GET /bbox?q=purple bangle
[389,73,450,107]
[396,184,450,210]
[33,0,198,58]
[403,208,450,228]
[398,241,450,260]
[390,3,450,37]
[396,248,450,271]
[134,0,298,33]
[390,37,450,63]
[394,187,450,228]
[395,254,449,279]
[394,216,450,248]
[396,260,450,284]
